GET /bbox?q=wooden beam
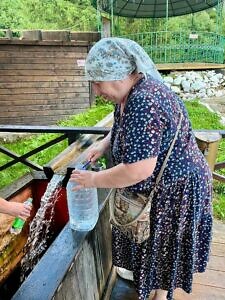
[213,172,225,183]
[156,62,225,71]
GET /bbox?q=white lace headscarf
[85,37,163,82]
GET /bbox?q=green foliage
[0,0,224,36]
[95,95,112,106]
[115,9,223,36]
[0,0,97,31]
[0,0,22,29]
[184,100,225,129]
[184,100,225,221]
[58,103,113,126]
[213,181,225,220]
[97,157,107,170]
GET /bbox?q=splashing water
[21,174,64,280]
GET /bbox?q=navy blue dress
[110,75,212,300]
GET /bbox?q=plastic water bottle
[66,163,99,231]
[10,198,33,235]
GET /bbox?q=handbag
[109,113,183,244]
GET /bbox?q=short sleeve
[121,94,163,164]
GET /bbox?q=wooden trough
[0,170,113,300]
[0,114,113,299]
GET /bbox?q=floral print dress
[110,75,212,300]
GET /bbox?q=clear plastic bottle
[66,163,99,231]
[10,198,33,235]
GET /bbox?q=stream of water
[21,174,64,280]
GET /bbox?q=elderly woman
[70,38,212,300]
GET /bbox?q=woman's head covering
[85,37,163,82]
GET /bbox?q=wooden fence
[0,30,100,125]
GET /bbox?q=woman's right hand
[87,141,107,162]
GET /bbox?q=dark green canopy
[93,0,219,18]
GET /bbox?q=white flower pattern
[111,75,212,300]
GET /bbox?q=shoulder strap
[110,112,183,227]
[154,111,183,187]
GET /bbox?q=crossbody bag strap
[110,112,183,227]
[154,111,183,187]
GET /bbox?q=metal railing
[121,31,225,64]
[0,125,109,173]
[0,126,224,183]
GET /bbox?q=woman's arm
[88,131,111,162]
[70,157,157,190]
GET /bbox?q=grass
[185,100,225,221]
[213,182,225,219]
[0,103,114,189]
[185,100,225,172]
[185,101,225,130]
[1,99,225,221]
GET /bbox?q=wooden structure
[0,114,112,298]
[0,111,224,298]
[110,220,225,299]
[0,127,224,298]
[156,62,225,71]
[95,0,225,64]
[0,167,112,300]
[2,171,225,300]
[0,30,100,125]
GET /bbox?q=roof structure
[93,0,220,18]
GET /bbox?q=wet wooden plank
[208,255,225,272]
[110,220,225,300]
[53,199,112,300]
[174,285,225,300]
[110,277,225,300]
[194,269,225,289]
[211,242,225,257]
[212,221,225,244]
[110,277,138,300]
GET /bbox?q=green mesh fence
[121,31,225,64]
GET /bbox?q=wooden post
[5,29,12,39]
[22,30,42,41]
[70,31,101,42]
[41,30,70,41]
[195,131,222,171]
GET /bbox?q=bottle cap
[26,197,33,204]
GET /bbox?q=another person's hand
[7,202,32,220]
[70,170,96,191]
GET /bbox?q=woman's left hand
[70,170,96,191]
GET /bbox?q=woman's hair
[85,37,163,82]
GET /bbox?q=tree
[0,0,97,31]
